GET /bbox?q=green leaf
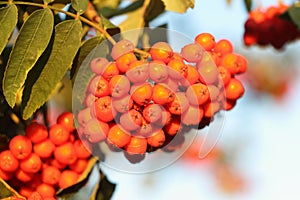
[287,4,300,29]
[2,8,54,108]
[243,0,252,12]
[22,19,82,120]
[161,0,194,13]
[0,4,18,55]
[71,35,106,81]
[71,0,88,14]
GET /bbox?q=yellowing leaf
[3,8,54,108]
[0,4,18,55]
[22,20,82,120]
[119,0,151,45]
[161,0,194,13]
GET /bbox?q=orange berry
[84,118,109,143]
[203,102,221,118]
[36,183,56,198]
[180,65,200,87]
[217,66,231,86]
[167,59,188,80]
[142,104,163,123]
[102,62,120,81]
[197,64,219,84]
[33,139,55,158]
[186,83,210,106]
[20,153,42,173]
[93,96,115,122]
[69,159,88,174]
[152,84,175,105]
[58,170,79,189]
[221,53,247,75]
[25,122,48,143]
[0,150,19,172]
[15,168,34,182]
[131,83,153,106]
[19,186,34,198]
[225,78,245,100]
[214,39,233,55]
[28,192,43,200]
[150,42,173,63]
[109,75,131,98]
[195,33,216,51]
[57,112,75,133]
[50,159,67,170]
[42,166,61,185]
[164,117,181,136]
[119,109,143,131]
[125,136,147,154]
[54,142,77,165]
[49,124,70,146]
[147,129,165,148]
[0,167,14,180]
[88,75,110,98]
[166,92,189,115]
[116,53,137,73]
[126,60,149,83]
[9,135,32,160]
[107,124,131,148]
[73,139,91,159]
[181,105,204,126]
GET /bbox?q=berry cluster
[243,3,300,49]
[0,112,92,199]
[76,33,246,163]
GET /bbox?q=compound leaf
[22,19,82,119]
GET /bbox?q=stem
[0,1,118,44]
[0,0,151,57]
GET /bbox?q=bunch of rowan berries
[76,32,247,163]
[243,3,300,49]
[0,112,92,199]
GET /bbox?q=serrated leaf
[56,157,99,198]
[244,0,252,12]
[0,4,18,55]
[22,19,82,120]
[71,0,88,14]
[3,8,53,108]
[71,35,106,81]
[287,5,300,29]
[161,0,194,13]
